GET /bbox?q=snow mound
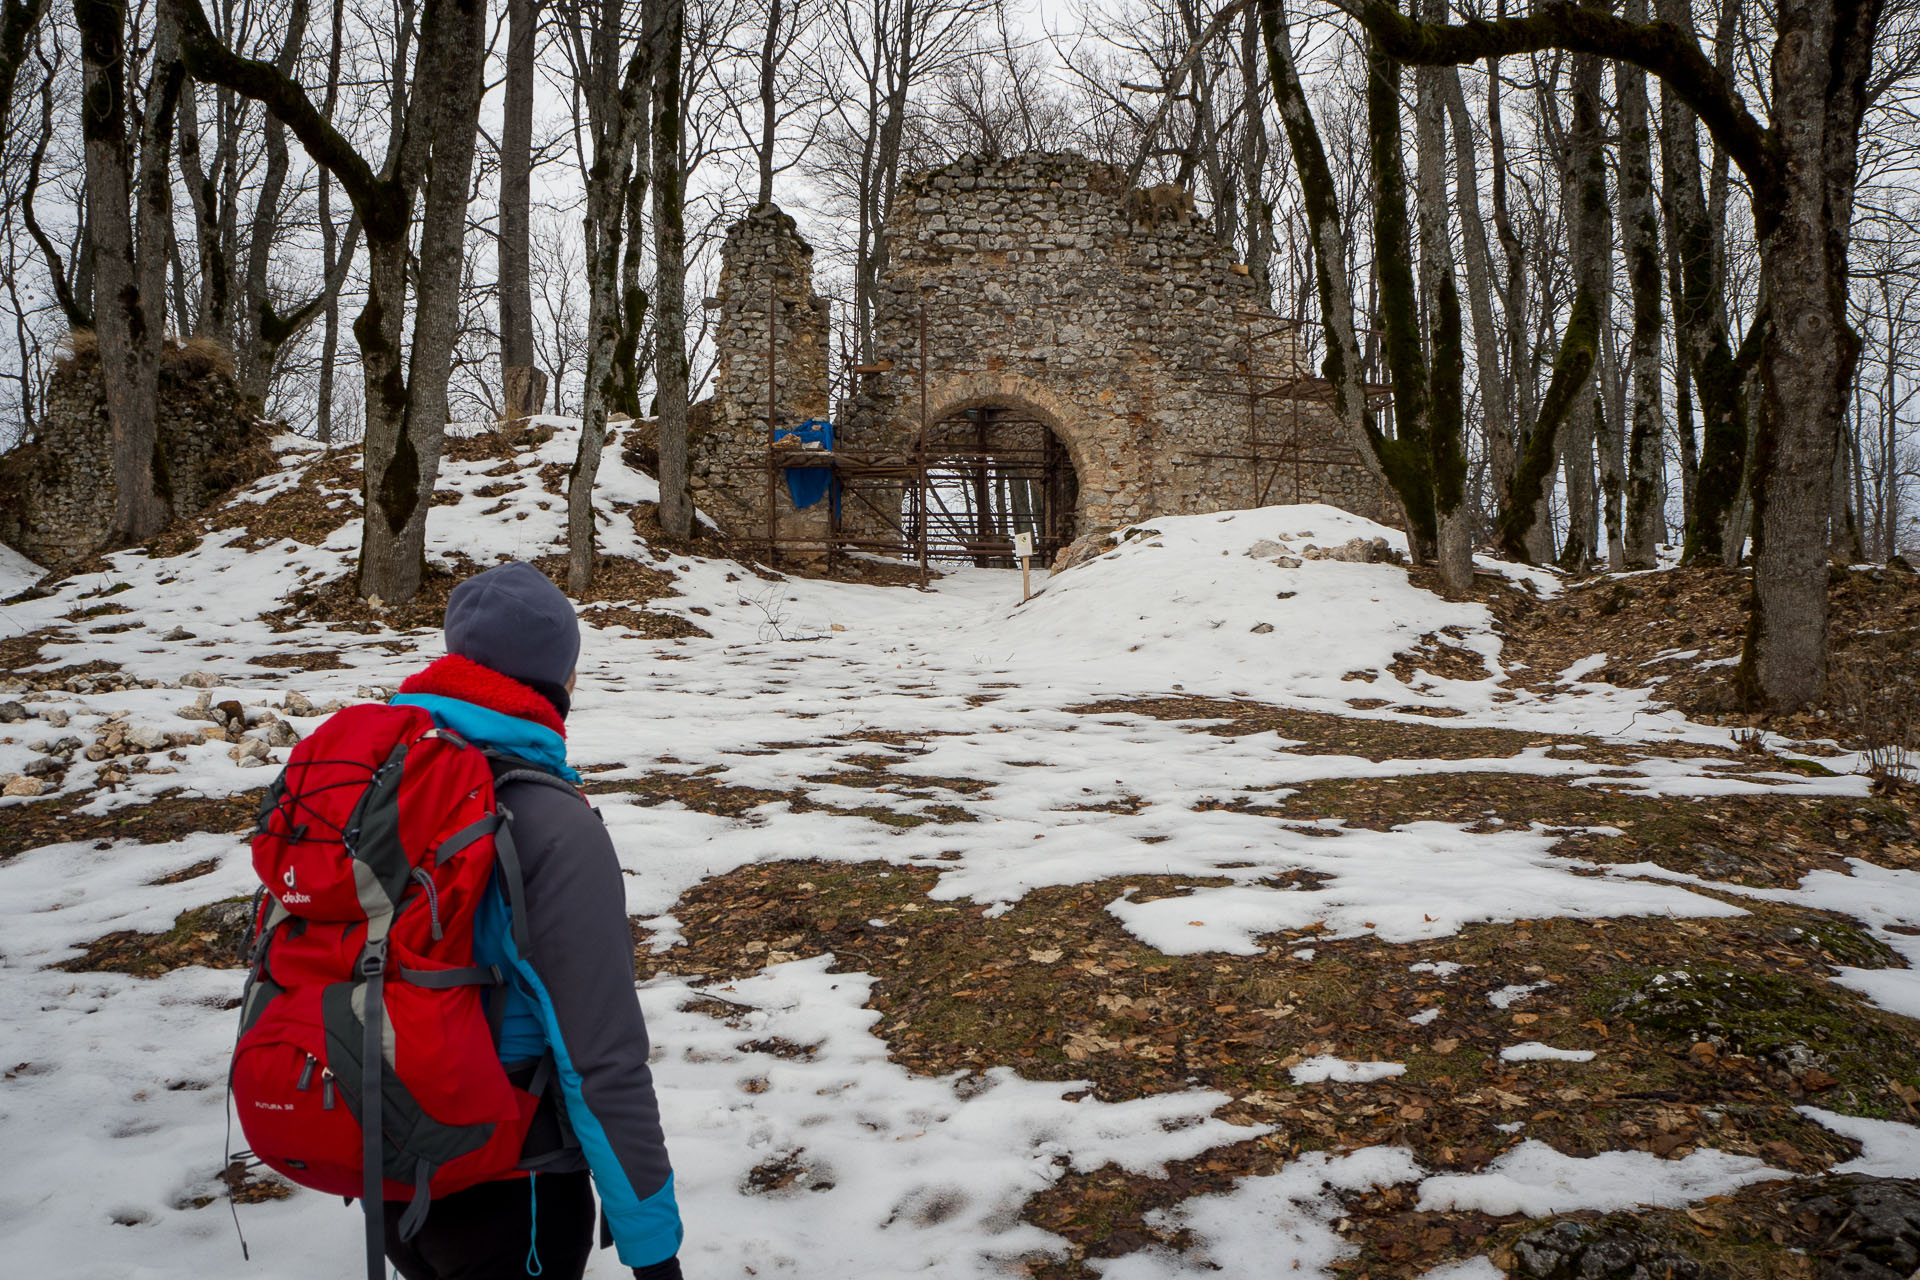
[1003,505,1501,707]
[1416,1140,1786,1216]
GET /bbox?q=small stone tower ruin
[696,207,832,549]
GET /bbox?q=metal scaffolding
[758,303,1392,582]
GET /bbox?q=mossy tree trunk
[1359,0,1878,710]
[1367,24,1439,563]
[1618,0,1665,568]
[1653,0,1747,565]
[650,0,692,540]
[566,0,653,594]
[176,0,488,605]
[1556,47,1607,571]
[1257,0,1408,536]
[79,0,181,547]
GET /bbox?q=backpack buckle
[357,937,389,979]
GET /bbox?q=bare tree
[78,0,183,544]
[177,0,490,604]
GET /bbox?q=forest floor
[2,423,1918,1279]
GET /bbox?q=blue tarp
[780,419,837,513]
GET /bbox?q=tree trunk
[1414,0,1470,593]
[650,0,691,540]
[80,0,180,546]
[358,0,488,603]
[1442,68,1510,509]
[1557,48,1606,572]
[1368,25,1439,562]
[1653,0,1746,564]
[1240,1,1274,302]
[756,0,781,207]
[1499,288,1598,561]
[1618,0,1664,568]
[567,0,651,593]
[500,0,537,422]
[1258,0,1405,532]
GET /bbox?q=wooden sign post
[1014,531,1034,602]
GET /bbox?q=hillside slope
[2,422,1917,1279]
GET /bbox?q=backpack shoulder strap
[483,750,588,803]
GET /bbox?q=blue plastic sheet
[779,420,837,513]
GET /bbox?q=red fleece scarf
[398,654,567,738]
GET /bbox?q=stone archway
[905,379,1087,566]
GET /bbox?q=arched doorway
[916,403,1080,567]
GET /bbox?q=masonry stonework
[703,153,1399,558]
[0,341,274,569]
[700,207,832,550]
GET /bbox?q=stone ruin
[0,335,276,570]
[707,151,1403,565]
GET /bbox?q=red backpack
[232,702,569,1278]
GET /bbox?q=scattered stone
[1790,1174,1920,1280]
[97,763,130,786]
[216,700,246,731]
[1245,539,1290,559]
[0,701,27,723]
[1250,622,1274,634]
[22,755,64,777]
[198,726,231,744]
[1509,1218,1706,1279]
[2,774,45,797]
[127,725,169,752]
[181,672,220,689]
[266,720,301,748]
[161,627,193,642]
[282,690,314,717]
[1302,536,1400,565]
[44,709,69,728]
[230,737,271,763]
[50,736,82,757]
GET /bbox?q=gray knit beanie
[444,562,580,709]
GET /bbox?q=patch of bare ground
[244,649,351,671]
[62,897,253,978]
[440,422,556,464]
[1388,628,1495,685]
[0,626,78,678]
[0,787,261,861]
[585,764,977,827]
[1237,771,1919,888]
[1065,695,1704,766]
[1490,563,1920,743]
[647,858,1920,1276]
[192,448,362,550]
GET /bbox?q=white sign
[1013,532,1034,559]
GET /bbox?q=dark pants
[384,1170,596,1280]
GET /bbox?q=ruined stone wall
[0,341,274,568]
[698,207,833,550]
[852,152,1399,540]
[698,156,1400,558]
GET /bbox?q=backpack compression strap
[359,913,391,1280]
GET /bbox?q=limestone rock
[1049,529,1118,576]
[1509,1219,1707,1280]
[1302,536,1400,565]
[0,700,27,723]
[22,755,64,777]
[1791,1174,1920,1279]
[3,774,45,797]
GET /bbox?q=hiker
[381,560,684,1280]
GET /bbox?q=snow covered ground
[2,422,1916,1278]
